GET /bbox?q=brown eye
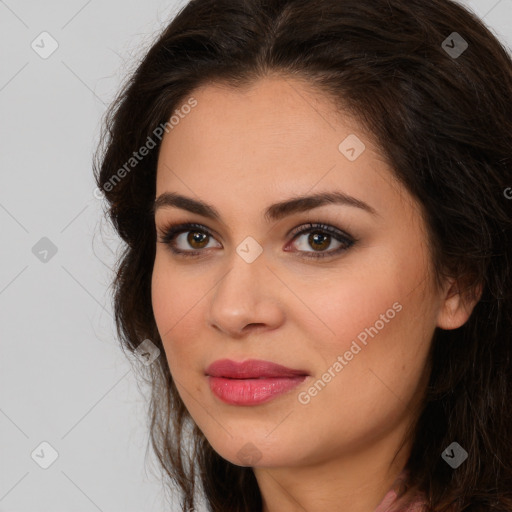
[187,230,209,249]
[288,223,355,259]
[158,223,221,256]
[307,232,331,251]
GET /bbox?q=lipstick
[205,359,308,406]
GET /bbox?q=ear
[436,276,483,330]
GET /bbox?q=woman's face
[151,76,468,471]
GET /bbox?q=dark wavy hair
[93,0,512,510]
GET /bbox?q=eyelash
[157,222,357,260]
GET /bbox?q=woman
[93,0,512,510]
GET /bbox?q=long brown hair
[93,0,512,510]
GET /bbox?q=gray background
[0,1,511,511]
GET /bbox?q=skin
[151,75,481,512]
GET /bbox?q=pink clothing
[373,470,425,512]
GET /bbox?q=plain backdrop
[1,1,511,511]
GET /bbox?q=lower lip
[207,375,307,405]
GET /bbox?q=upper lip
[205,359,309,379]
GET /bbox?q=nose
[207,248,285,338]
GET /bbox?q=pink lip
[205,359,309,406]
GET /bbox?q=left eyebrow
[152,190,379,222]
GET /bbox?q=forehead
[160,75,365,158]
[155,76,414,220]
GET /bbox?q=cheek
[151,256,207,371]
[297,260,433,401]
[151,257,173,331]
[151,258,184,360]
[296,268,404,355]
[151,254,195,332]
[313,243,432,359]
[301,271,433,409]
